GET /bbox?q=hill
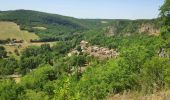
[0,21,39,42]
[0,3,170,99]
[0,10,111,42]
[0,10,160,42]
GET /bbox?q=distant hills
[0,10,85,33]
[0,10,109,40]
[0,10,161,41]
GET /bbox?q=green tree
[0,57,18,75]
[19,90,49,100]
[160,0,170,41]
[0,46,7,58]
[21,46,40,57]
[141,57,170,93]
[21,65,57,90]
[160,0,170,25]
[14,49,20,56]
[52,42,72,55]
[40,44,51,53]
[0,79,23,100]
[19,56,41,74]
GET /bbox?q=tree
[0,57,18,75]
[0,46,7,58]
[160,0,170,41]
[52,42,72,55]
[14,49,20,56]
[21,46,40,57]
[19,56,41,74]
[21,65,57,90]
[19,90,49,100]
[119,46,148,74]
[141,57,170,93]
[0,79,23,100]
[160,0,170,25]
[69,55,87,79]
[40,44,51,53]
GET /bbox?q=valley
[0,0,170,99]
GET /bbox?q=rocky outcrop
[138,24,160,35]
[158,48,169,58]
[104,21,160,36]
[104,26,117,36]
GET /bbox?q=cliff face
[105,26,117,36]
[138,24,160,35]
[104,20,160,36]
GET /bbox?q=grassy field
[0,42,56,57]
[33,26,47,30]
[0,21,56,57]
[0,21,39,42]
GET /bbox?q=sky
[0,0,164,19]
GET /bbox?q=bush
[141,57,170,93]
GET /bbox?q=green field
[0,21,39,42]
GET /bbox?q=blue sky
[0,0,164,19]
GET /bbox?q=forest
[0,0,170,100]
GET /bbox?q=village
[69,40,119,59]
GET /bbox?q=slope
[0,21,39,42]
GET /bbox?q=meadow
[0,21,39,42]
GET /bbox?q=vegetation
[0,10,94,42]
[0,10,160,42]
[0,46,7,58]
[0,0,170,99]
[0,22,39,42]
[105,19,160,36]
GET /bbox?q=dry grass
[106,91,170,100]
[0,21,39,42]
[33,26,47,30]
[0,42,56,57]
[14,77,21,84]
[0,21,56,55]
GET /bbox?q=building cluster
[68,40,119,59]
[86,45,119,59]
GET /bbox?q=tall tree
[160,0,170,41]
[0,46,7,58]
[160,0,170,25]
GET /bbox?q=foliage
[0,1,170,99]
[141,57,170,93]
[0,10,98,42]
[0,79,23,100]
[21,65,57,90]
[0,46,7,58]
[160,0,170,43]
[19,90,49,100]
[160,0,170,26]
[0,57,18,75]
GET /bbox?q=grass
[0,42,56,58]
[106,91,170,100]
[33,26,47,30]
[0,21,39,42]
[0,21,46,57]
